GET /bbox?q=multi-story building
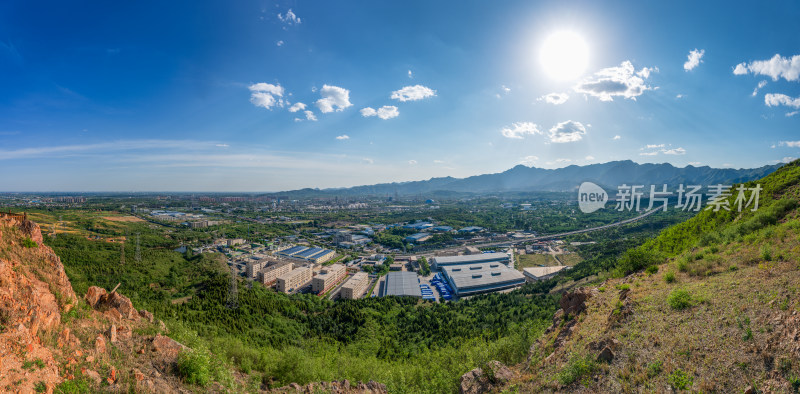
[258,262,294,286]
[227,238,246,247]
[276,267,312,293]
[340,272,370,299]
[311,263,347,294]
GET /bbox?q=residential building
[258,262,294,286]
[431,252,510,270]
[227,238,246,247]
[276,267,312,293]
[442,263,525,296]
[311,264,347,294]
[340,272,370,299]
[246,260,268,279]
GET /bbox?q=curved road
[405,208,661,256]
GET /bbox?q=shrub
[761,246,773,262]
[616,284,630,291]
[556,355,597,385]
[668,369,694,390]
[645,265,659,275]
[667,289,693,310]
[616,248,665,275]
[677,257,689,272]
[646,360,662,378]
[664,272,676,283]
[177,347,212,386]
[22,238,38,248]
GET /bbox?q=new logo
[578,182,608,213]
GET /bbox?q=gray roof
[442,263,525,294]
[432,252,510,266]
[523,265,568,278]
[382,271,422,298]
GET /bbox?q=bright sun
[539,30,589,81]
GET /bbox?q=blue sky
[1,0,799,192]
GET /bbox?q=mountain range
[274,160,781,197]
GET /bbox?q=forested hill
[507,160,800,392]
[270,160,780,197]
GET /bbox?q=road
[402,208,661,256]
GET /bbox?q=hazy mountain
[273,160,781,197]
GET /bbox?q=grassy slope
[516,160,800,392]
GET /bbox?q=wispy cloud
[548,121,586,143]
[360,106,399,120]
[574,61,656,101]
[519,155,539,166]
[734,54,800,81]
[391,85,436,102]
[752,80,767,96]
[683,49,705,71]
[277,9,301,25]
[501,122,541,139]
[336,135,350,140]
[539,92,569,105]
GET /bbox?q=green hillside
[518,160,800,392]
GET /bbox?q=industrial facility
[431,252,510,270]
[441,263,525,296]
[381,271,422,298]
[276,245,336,264]
[340,272,370,299]
[276,267,313,293]
[311,263,347,294]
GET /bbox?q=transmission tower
[226,265,239,309]
[135,233,141,263]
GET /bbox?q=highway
[406,208,661,256]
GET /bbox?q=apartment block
[311,263,347,294]
[276,267,312,293]
[258,262,294,286]
[340,272,370,300]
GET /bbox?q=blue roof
[294,247,326,258]
[279,245,308,255]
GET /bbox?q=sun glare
[539,30,589,81]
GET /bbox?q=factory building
[431,252,510,270]
[258,262,294,286]
[276,245,336,264]
[340,272,370,299]
[276,267,313,293]
[404,233,432,243]
[381,271,422,298]
[441,263,525,297]
[311,264,347,294]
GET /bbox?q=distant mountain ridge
[274,160,781,197]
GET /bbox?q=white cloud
[277,9,301,25]
[391,85,436,102]
[688,161,702,166]
[683,49,705,71]
[408,160,417,165]
[645,144,665,149]
[780,157,797,163]
[362,158,374,164]
[555,158,572,163]
[613,135,621,140]
[360,106,399,120]
[780,141,800,148]
[733,54,800,81]
[639,151,659,156]
[752,80,767,96]
[501,122,541,139]
[304,110,317,121]
[249,83,285,110]
[765,93,800,109]
[540,92,569,105]
[288,102,306,112]
[663,147,686,155]
[408,70,413,79]
[215,144,229,148]
[520,156,539,166]
[574,61,656,101]
[548,121,586,143]
[585,155,595,160]
[276,40,284,47]
[676,94,684,99]
[316,85,352,113]
[336,135,350,140]
[502,85,511,93]
[787,111,799,117]
[433,160,445,164]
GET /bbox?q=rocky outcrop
[0,216,78,392]
[85,285,139,321]
[459,360,515,394]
